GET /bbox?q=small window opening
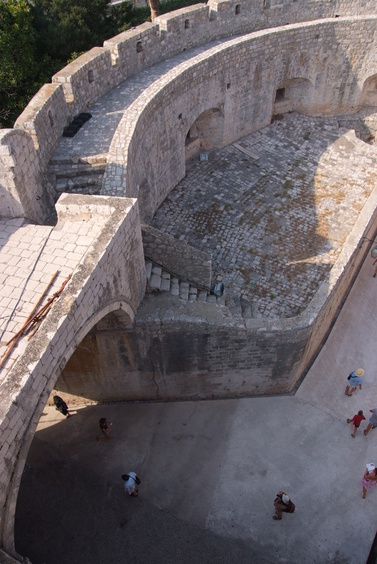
[184,19,190,29]
[275,88,285,102]
[136,41,143,53]
[235,4,241,14]
[178,113,182,119]
[227,83,231,89]
[48,110,54,128]
[88,70,94,83]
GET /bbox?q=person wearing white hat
[273,491,295,520]
[345,368,364,396]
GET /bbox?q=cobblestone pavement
[152,111,377,318]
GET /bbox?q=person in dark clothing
[53,395,72,418]
[97,417,113,441]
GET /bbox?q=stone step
[50,163,106,180]
[50,154,108,166]
[55,175,103,195]
[48,154,107,196]
[145,261,228,306]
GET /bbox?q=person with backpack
[273,491,295,520]
[122,472,141,497]
[345,368,364,396]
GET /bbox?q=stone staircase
[145,260,255,319]
[145,260,217,303]
[48,154,107,197]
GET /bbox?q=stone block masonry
[0,194,145,554]
[1,2,377,559]
[142,224,212,289]
[6,1,377,223]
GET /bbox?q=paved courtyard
[152,111,377,318]
[14,253,377,564]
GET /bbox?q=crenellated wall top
[10,1,377,179]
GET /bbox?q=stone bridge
[0,0,377,560]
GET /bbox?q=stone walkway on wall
[0,213,111,380]
[47,39,227,197]
[151,111,377,318]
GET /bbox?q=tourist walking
[362,464,377,498]
[53,395,72,418]
[122,472,141,497]
[273,491,295,520]
[364,408,377,436]
[345,368,364,396]
[97,417,113,441]
[347,410,365,437]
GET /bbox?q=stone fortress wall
[1,1,377,559]
[0,0,376,225]
[59,12,377,401]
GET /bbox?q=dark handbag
[122,473,141,485]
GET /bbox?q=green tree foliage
[0,0,54,127]
[30,0,115,62]
[0,0,202,128]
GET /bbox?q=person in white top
[122,472,140,497]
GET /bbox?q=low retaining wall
[142,224,212,289]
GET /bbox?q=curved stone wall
[1,2,377,560]
[105,17,377,218]
[5,0,376,224]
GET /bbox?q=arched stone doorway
[2,300,137,558]
[55,308,137,403]
[185,108,224,162]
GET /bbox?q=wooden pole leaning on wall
[0,270,69,371]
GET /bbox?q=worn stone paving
[151,111,377,318]
[0,215,108,379]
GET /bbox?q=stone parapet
[8,0,377,209]
[0,129,52,223]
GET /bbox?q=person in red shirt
[347,410,366,437]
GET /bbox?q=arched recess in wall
[360,74,377,107]
[185,108,224,162]
[273,78,313,116]
[4,300,135,556]
[54,307,136,403]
